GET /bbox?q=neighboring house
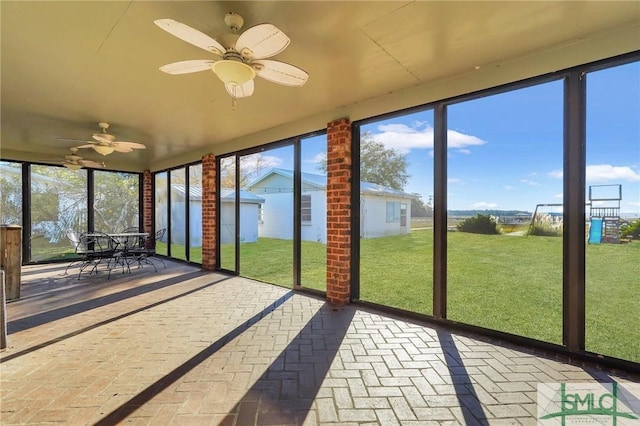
[170,186,264,245]
[245,168,418,243]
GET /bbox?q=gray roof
[220,189,265,204]
[171,185,264,204]
[247,168,418,199]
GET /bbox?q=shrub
[621,219,640,240]
[456,214,499,235]
[528,213,563,237]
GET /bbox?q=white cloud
[554,193,563,199]
[587,164,640,182]
[456,148,472,155]
[549,165,640,182]
[448,178,463,184]
[471,201,498,209]
[306,152,326,164]
[372,123,486,154]
[520,179,540,186]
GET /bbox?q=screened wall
[0,161,141,263]
[217,132,328,290]
[152,162,203,264]
[352,53,639,365]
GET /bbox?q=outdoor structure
[169,184,202,246]
[588,184,623,244]
[219,189,264,244]
[245,169,417,243]
[168,186,264,245]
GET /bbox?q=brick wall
[142,170,152,235]
[202,154,216,270]
[326,118,352,305]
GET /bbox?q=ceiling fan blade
[57,137,90,143]
[253,60,309,87]
[114,141,146,150]
[225,79,254,98]
[81,160,105,168]
[154,19,225,56]
[76,144,96,149]
[113,145,134,153]
[159,59,217,75]
[236,24,289,60]
[92,134,114,143]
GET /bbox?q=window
[447,79,564,344]
[386,202,401,223]
[358,109,434,314]
[585,61,640,363]
[301,194,312,223]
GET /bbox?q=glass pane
[155,172,168,256]
[93,171,139,233]
[219,156,237,271]
[447,81,563,343]
[359,110,434,314]
[0,161,22,226]
[30,165,87,262]
[170,168,187,260]
[585,61,640,362]
[242,145,294,287]
[188,164,203,264]
[300,133,328,292]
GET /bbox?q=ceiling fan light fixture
[212,60,255,86]
[64,163,82,171]
[93,145,115,156]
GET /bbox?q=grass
[33,230,639,362]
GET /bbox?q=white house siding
[220,201,261,243]
[360,194,412,239]
[301,190,327,244]
[258,192,293,240]
[170,201,199,245]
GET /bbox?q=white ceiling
[1,1,639,172]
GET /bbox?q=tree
[411,195,428,217]
[220,154,281,189]
[318,131,410,190]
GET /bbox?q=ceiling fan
[60,148,105,171]
[154,13,309,100]
[57,122,146,156]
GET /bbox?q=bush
[456,214,499,235]
[621,219,640,240]
[528,213,563,237]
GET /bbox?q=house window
[301,194,312,223]
[386,202,401,223]
[258,203,264,223]
[400,203,407,226]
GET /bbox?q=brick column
[202,154,217,270]
[142,170,153,235]
[326,118,352,305]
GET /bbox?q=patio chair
[78,232,121,279]
[128,228,166,272]
[64,229,90,275]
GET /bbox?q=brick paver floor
[1,261,638,425]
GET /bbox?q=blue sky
[246,61,639,215]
